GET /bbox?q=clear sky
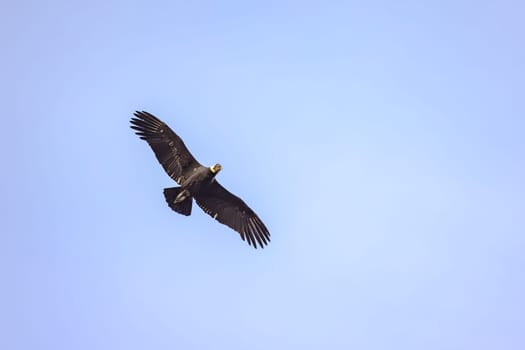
[2,1,524,349]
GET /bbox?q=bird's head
[210,163,222,174]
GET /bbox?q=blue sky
[2,1,524,349]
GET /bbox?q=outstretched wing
[195,181,270,249]
[130,111,201,184]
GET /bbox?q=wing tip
[132,110,161,123]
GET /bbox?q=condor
[130,111,270,248]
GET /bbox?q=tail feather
[164,187,192,216]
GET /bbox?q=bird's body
[164,165,218,215]
[178,166,215,201]
[130,111,270,248]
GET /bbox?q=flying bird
[130,111,270,248]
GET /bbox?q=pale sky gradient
[2,1,524,349]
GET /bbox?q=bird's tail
[163,187,192,216]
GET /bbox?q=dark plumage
[130,111,270,249]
